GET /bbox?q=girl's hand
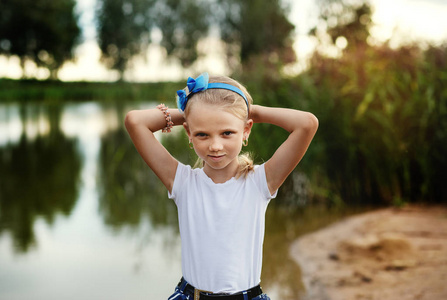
[248,104,261,123]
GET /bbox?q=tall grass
[244,43,447,206]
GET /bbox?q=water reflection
[0,103,81,252]
[0,100,363,300]
[98,123,178,231]
[0,101,183,299]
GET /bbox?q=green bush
[240,43,447,206]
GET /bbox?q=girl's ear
[244,119,254,138]
[183,122,191,138]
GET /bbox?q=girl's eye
[196,132,207,137]
[223,131,233,136]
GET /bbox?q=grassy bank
[0,78,181,102]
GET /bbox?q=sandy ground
[290,205,447,300]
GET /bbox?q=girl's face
[184,103,252,180]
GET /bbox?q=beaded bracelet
[156,104,174,133]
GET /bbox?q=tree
[96,0,155,80]
[96,0,210,79]
[216,0,296,73]
[0,0,81,79]
[310,0,373,52]
[155,0,211,68]
[95,0,295,79]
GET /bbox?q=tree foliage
[155,0,211,68]
[95,0,295,78]
[96,0,155,79]
[216,0,296,72]
[0,0,81,79]
[96,0,211,79]
[0,0,295,79]
[311,0,372,51]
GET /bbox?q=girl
[125,73,318,300]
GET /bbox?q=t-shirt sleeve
[167,162,191,203]
[253,163,278,200]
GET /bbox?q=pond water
[0,101,360,300]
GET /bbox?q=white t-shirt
[168,162,277,294]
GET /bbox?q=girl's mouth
[208,154,225,162]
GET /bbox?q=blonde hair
[184,75,254,178]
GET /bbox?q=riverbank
[290,205,447,300]
[0,78,179,101]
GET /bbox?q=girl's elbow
[308,112,319,131]
[302,112,319,133]
[124,110,139,130]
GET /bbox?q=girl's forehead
[186,104,245,129]
[187,101,222,112]
[187,103,227,118]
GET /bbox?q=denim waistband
[174,277,262,300]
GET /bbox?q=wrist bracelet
[156,104,174,133]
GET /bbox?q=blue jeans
[251,294,271,300]
[168,278,271,300]
[168,291,271,300]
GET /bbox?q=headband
[176,73,249,113]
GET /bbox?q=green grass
[0,78,181,102]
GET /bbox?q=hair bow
[176,73,209,112]
[175,72,249,113]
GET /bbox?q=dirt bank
[290,205,447,300]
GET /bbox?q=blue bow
[176,73,209,112]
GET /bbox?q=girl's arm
[124,107,184,193]
[250,104,318,195]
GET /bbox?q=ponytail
[236,152,254,179]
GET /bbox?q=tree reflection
[0,103,81,253]
[97,106,192,232]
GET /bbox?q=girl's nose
[209,139,223,152]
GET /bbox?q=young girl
[125,73,318,300]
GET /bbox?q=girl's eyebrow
[191,127,239,134]
[191,129,208,135]
[220,126,239,131]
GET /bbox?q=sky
[1,0,447,82]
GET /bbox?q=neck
[203,162,239,184]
